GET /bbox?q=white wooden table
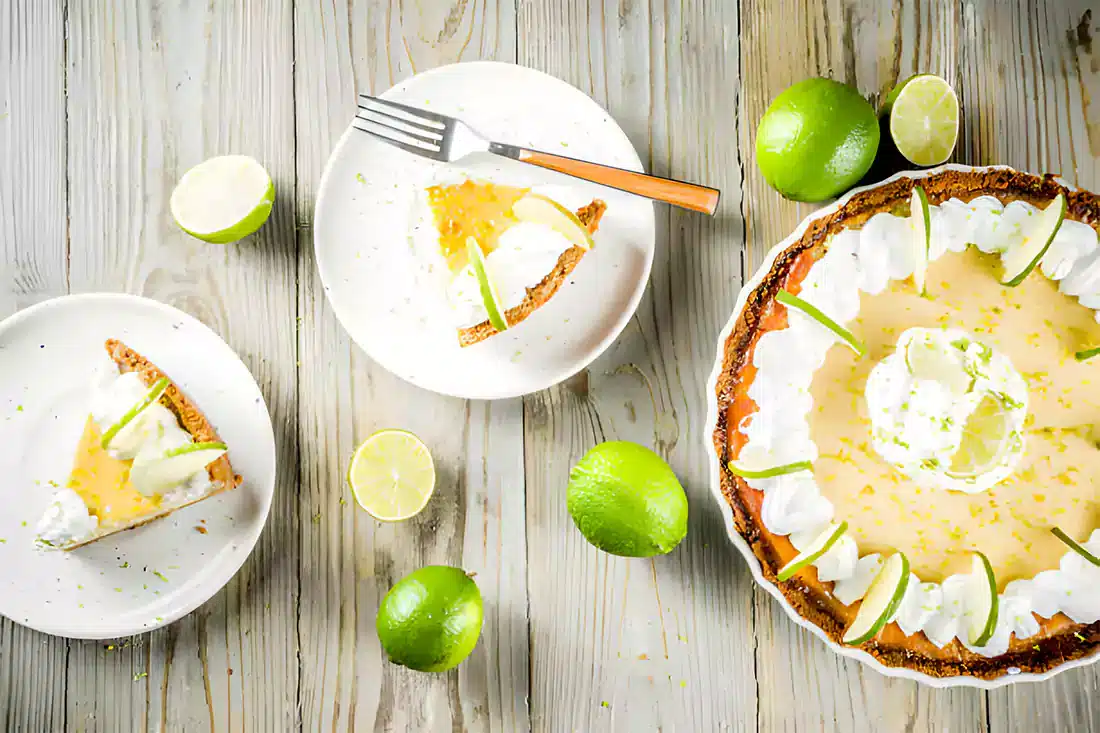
[2,1,1099,730]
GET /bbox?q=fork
[355,93,721,215]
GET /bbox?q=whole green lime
[376,565,483,672]
[567,441,688,557]
[755,78,880,202]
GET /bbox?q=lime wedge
[348,429,436,522]
[1075,346,1100,362]
[843,552,909,645]
[777,521,848,582]
[1051,527,1100,566]
[776,289,865,356]
[512,193,594,250]
[466,237,509,332]
[904,337,973,395]
[946,393,1012,478]
[966,551,999,646]
[170,155,275,244]
[100,377,169,452]
[883,74,959,166]
[728,460,813,479]
[910,186,931,294]
[1001,193,1066,287]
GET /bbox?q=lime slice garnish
[904,337,973,395]
[170,155,275,244]
[966,551,999,646]
[946,393,1012,478]
[728,460,813,479]
[1076,346,1100,362]
[100,377,169,451]
[348,429,436,522]
[843,552,909,645]
[512,193,594,250]
[776,289,865,356]
[910,186,931,294]
[1001,193,1066,287]
[1051,527,1100,567]
[777,521,848,582]
[465,237,509,332]
[883,74,959,166]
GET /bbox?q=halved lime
[727,460,813,480]
[777,521,848,582]
[1001,193,1066,287]
[946,393,1012,478]
[910,186,931,294]
[466,237,509,332]
[843,552,910,645]
[1051,526,1100,566]
[777,289,865,356]
[348,430,436,522]
[512,194,594,250]
[966,551,998,646]
[170,155,275,244]
[883,74,959,167]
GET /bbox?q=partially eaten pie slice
[424,179,607,346]
[710,167,1100,680]
[35,339,242,550]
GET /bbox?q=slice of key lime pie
[711,167,1100,679]
[419,179,606,346]
[36,340,241,549]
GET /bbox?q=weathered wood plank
[0,1,70,730]
[292,2,526,730]
[519,1,755,731]
[62,1,299,730]
[740,1,991,730]
[970,0,1100,728]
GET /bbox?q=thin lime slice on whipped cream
[1075,346,1100,362]
[777,521,848,582]
[843,552,909,645]
[1001,193,1065,286]
[1051,527,1100,566]
[945,393,1013,479]
[904,335,973,395]
[130,441,227,497]
[966,551,999,646]
[728,460,812,479]
[100,377,169,453]
[170,155,275,244]
[512,193,594,250]
[910,186,931,294]
[776,289,865,356]
[465,237,509,332]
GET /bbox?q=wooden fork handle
[491,144,720,215]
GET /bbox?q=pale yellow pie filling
[810,247,1100,586]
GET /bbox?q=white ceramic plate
[704,164,1100,688]
[314,61,655,400]
[0,294,276,639]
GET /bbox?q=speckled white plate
[314,61,655,400]
[0,294,276,639]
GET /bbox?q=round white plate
[314,61,655,400]
[0,293,276,639]
[704,164,1100,688]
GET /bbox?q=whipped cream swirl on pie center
[865,326,1028,494]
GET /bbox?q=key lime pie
[419,179,606,346]
[35,340,241,549]
[711,167,1100,679]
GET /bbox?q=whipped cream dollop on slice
[865,327,1028,494]
[35,488,98,548]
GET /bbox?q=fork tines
[355,94,451,159]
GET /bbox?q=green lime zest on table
[776,289,866,356]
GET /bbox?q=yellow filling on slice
[67,416,159,526]
[810,247,1100,587]
[426,180,527,272]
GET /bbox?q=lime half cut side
[170,155,275,244]
[348,430,436,521]
[884,74,959,167]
